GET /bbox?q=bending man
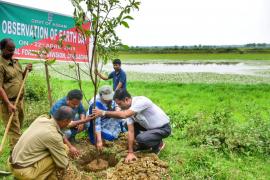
[9,106,73,180]
[88,85,126,151]
[93,89,171,163]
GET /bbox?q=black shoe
[152,141,166,155]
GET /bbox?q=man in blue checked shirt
[88,85,126,151]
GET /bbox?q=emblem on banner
[48,13,53,21]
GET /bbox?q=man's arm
[77,114,86,131]
[67,114,94,128]
[22,63,32,77]
[96,71,109,80]
[0,66,15,112]
[93,108,135,119]
[115,71,126,91]
[0,88,15,112]
[63,136,80,157]
[96,132,103,151]
[46,134,69,169]
[125,123,137,163]
[115,82,123,91]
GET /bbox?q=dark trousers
[134,123,171,149]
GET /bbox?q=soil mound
[60,133,171,179]
[107,153,170,180]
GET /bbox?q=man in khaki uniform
[0,38,32,148]
[9,106,72,180]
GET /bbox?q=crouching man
[93,89,171,163]
[8,106,73,180]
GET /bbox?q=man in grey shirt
[93,89,171,163]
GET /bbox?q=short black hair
[67,89,83,101]
[113,59,121,65]
[0,38,14,50]
[53,106,74,121]
[113,89,131,101]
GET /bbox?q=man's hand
[8,103,16,113]
[125,152,137,163]
[77,124,84,132]
[86,114,95,121]
[92,108,103,118]
[67,121,76,128]
[69,146,80,157]
[96,140,103,152]
[26,63,33,72]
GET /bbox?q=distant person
[93,89,171,163]
[87,85,126,151]
[96,59,127,91]
[0,38,32,149]
[9,106,72,179]
[50,89,93,156]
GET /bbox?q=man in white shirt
[93,89,171,163]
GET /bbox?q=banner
[0,1,90,62]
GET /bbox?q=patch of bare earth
[57,133,170,180]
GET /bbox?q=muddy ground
[57,133,170,180]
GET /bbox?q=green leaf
[57,39,64,47]
[46,58,56,65]
[69,64,75,69]
[66,44,72,49]
[121,44,129,50]
[43,47,51,53]
[121,21,129,28]
[123,15,134,20]
[84,29,91,37]
[31,51,40,55]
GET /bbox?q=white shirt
[127,96,170,129]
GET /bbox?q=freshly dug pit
[75,149,119,173]
[66,134,170,179]
[86,158,109,172]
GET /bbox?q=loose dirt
[57,133,170,180]
[86,159,109,172]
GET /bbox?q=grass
[1,74,270,179]
[1,53,270,179]
[118,53,270,61]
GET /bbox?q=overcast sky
[2,0,270,46]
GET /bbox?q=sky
[2,0,270,46]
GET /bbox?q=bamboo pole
[0,70,29,154]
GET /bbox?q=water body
[101,60,270,77]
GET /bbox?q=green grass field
[1,74,270,179]
[119,53,270,61]
[1,53,270,179]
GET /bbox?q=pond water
[102,61,270,76]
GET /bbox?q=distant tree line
[119,43,270,54]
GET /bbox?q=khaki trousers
[1,100,24,148]
[9,156,57,180]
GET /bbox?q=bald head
[53,106,74,121]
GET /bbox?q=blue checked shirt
[88,95,125,138]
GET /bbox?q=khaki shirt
[0,57,24,99]
[11,116,68,169]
